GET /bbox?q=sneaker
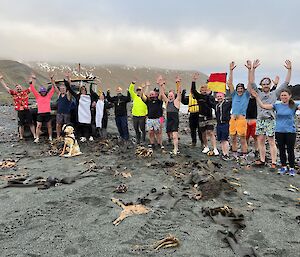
[202,147,210,154]
[34,138,39,143]
[48,136,53,142]
[160,145,165,150]
[213,149,219,156]
[278,166,288,175]
[148,144,153,148]
[89,136,94,141]
[289,168,296,177]
[254,150,259,158]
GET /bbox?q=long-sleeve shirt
[30,83,54,114]
[191,81,215,119]
[106,90,131,117]
[128,83,148,117]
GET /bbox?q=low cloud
[0,21,299,83]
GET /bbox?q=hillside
[0,60,208,94]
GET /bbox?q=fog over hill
[0,60,208,93]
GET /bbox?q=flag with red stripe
[207,73,227,93]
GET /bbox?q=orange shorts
[246,120,256,139]
[229,117,247,136]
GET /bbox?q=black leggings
[189,112,203,144]
[133,116,146,143]
[275,132,296,168]
[78,123,92,138]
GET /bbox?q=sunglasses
[136,88,142,91]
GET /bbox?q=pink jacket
[30,84,55,113]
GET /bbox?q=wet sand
[0,106,299,257]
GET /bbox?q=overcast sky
[0,0,300,84]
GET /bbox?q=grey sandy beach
[0,105,299,257]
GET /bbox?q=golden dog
[60,125,82,157]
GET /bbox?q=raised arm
[284,60,292,84]
[156,75,166,101]
[90,83,99,101]
[228,61,236,94]
[190,72,201,99]
[275,60,292,96]
[144,80,150,96]
[0,74,11,93]
[50,74,60,95]
[29,74,39,97]
[160,84,168,103]
[252,90,273,110]
[181,89,188,105]
[128,81,137,100]
[174,83,181,109]
[64,79,77,98]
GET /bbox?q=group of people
[0,59,299,176]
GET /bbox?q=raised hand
[145,80,150,87]
[272,75,280,85]
[229,61,236,71]
[49,73,55,80]
[251,89,258,98]
[245,60,252,70]
[65,71,71,78]
[0,74,3,80]
[284,60,292,70]
[175,75,181,83]
[31,73,36,79]
[192,72,199,81]
[252,59,260,69]
[156,75,163,85]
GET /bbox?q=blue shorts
[216,123,229,141]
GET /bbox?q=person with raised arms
[142,76,164,149]
[181,76,203,147]
[106,86,131,141]
[252,88,299,176]
[64,75,97,142]
[160,76,181,155]
[30,74,55,143]
[128,80,148,145]
[0,73,36,140]
[228,61,251,161]
[50,74,72,139]
[191,73,218,156]
[248,59,291,170]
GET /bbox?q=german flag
[207,73,227,93]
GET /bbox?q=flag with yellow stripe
[207,73,227,93]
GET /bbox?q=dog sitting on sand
[60,125,82,157]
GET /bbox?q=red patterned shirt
[9,88,30,111]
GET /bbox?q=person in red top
[0,73,36,140]
[29,74,55,143]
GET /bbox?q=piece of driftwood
[111,198,150,226]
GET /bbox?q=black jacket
[106,90,131,117]
[215,100,231,124]
[191,81,215,119]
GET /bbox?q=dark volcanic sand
[0,106,299,257]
